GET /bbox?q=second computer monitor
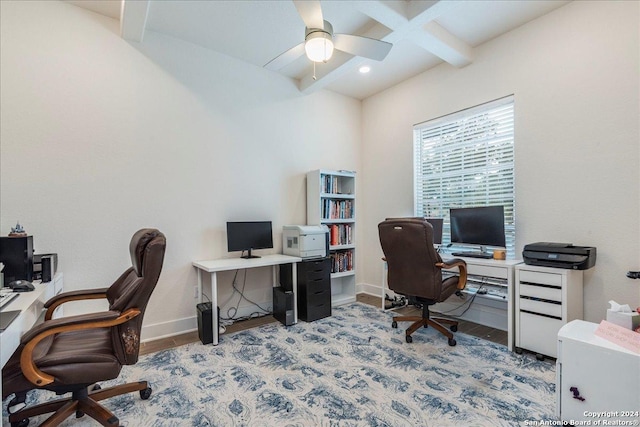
[425,218,443,245]
[226,221,273,259]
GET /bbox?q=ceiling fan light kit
[264,0,392,71]
[304,21,334,62]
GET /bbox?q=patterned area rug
[3,303,556,426]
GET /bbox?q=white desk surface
[193,254,302,272]
[1,283,47,368]
[440,254,522,267]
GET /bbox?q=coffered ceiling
[68,0,570,100]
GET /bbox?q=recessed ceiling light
[359,66,371,74]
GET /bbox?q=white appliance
[282,225,328,259]
[556,320,640,422]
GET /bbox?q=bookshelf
[307,169,356,306]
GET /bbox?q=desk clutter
[0,309,21,332]
[0,222,58,287]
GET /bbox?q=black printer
[523,242,596,270]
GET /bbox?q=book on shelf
[329,249,354,273]
[330,225,338,246]
[322,199,353,220]
[321,173,354,195]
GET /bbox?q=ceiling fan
[264,0,393,71]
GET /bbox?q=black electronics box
[0,236,34,283]
[273,287,294,326]
[33,253,58,282]
[196,302,220,345]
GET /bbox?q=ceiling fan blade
[264,42,306,70]
[293,0,324,29]
[333,34,393,61]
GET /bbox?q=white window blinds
[413,96,515,256]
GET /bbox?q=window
[413,96,515,256]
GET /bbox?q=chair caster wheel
[515,347,523,354]
[76,410,85,418]
[448,338,457,346]
[11,419,29,427]
[91,384,102,391]
[7,396,26,414]
[450,325,458,332]
[405,335,413,343]
[140,387,152,400]
[391,321,398,328]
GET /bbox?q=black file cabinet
[280,258,332,322]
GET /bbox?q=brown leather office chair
[378,218,467,346]
[2,228,166,427]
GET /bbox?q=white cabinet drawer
[518,311,563,357]
[519,270,562,286]
[519,283,562,302]
[468,264,508,280]
[519,298,562,318]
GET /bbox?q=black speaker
[273,287,294,326]
[33,253,58,282]
[0,236,34,283]
[196,302,220,345]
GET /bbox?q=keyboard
[0,292,19,311]
[451,252,494,259]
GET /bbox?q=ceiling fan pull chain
[313,61,317,81]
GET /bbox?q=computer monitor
[450,206,505,254]
[226,221,273,259]
[425,218,443,245]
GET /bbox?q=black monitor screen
[425,218,443,245]
[226,221,273,258]
[450,206,505,248]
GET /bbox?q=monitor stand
[241,249,261,259]
[451,245,494,259]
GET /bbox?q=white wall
[359,0,640,322]
[2,0,639,339]
[0,1,361,340]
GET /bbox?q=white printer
[282,225,329,259]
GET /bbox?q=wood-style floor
[140,293,508,355]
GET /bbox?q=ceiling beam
[353,0,410,31]
[409,21,473,68]
[300,0,467,94]
[120,0,150,42]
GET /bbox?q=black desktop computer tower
[273,287,294,326]
[0,236,34,283]
[196,302,220,345]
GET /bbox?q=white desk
[1,273,63,427]
[1,283,46,427]
[193,254,302,345]
[381,255,521,350]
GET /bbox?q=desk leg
[211,271,219,345]
[197,269,203,303]
[292,262,298,324]
[381,261,386,310]
[507,285,513,351]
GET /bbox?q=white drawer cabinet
[515,264,583,358]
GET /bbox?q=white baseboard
[141,300,273,343]
[141,316,197,343]
[356,282,383,297]
[142,286,407,343]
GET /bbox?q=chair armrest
[20,308,141,387]
[44,288,109,320]
[436,258,468,290]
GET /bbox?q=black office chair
[2,229,166,427]
[378,218,467,345]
